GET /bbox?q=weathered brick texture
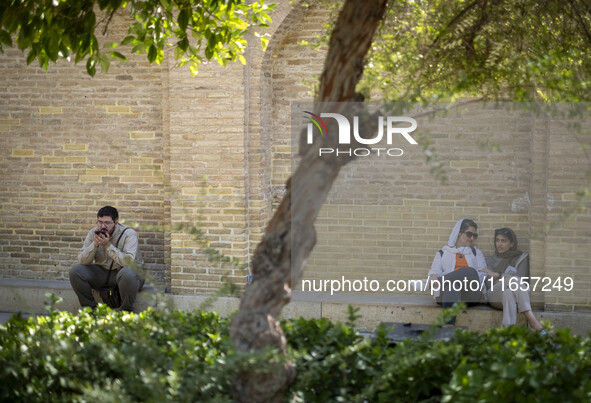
[0,11,168,285]
[0,1,589,311]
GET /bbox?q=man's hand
[94,231,111,249]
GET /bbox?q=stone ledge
[0,277,159,315]
[290,291,515,332]
[1,278,589,336]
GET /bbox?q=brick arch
[243,1,331,257]
[260,2,331,197]
[265,8,331,180]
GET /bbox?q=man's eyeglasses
[463,231,478,239]
[97,220,115,227]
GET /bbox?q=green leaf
[109,51,127,62]
[205,46,213,60]
[188,45,200,57]
[121,35,135,46]
[74,50,87,64]
[177,36,189,52]
[58,43,69,59]
[260,35,269,51]
[38,51,49,70]
[227,19,248,31]
[99,54,110,72]
[86,56,96,77]
[26,49,37,65]
[174,46,184,60]
[154,48,163,65]
[45,8,53,24]
[178,9,189,31]
[189,58,199,76]
[131,43,145,54]
[45,35,59,62]
[148,44,157,63]
[0,30,12,47]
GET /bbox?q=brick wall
[0,11,169,285]
[297,103,590,311]
[541,115,591,312]
[0,1,589,311]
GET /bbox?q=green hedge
[284,317,591,402]
[0,303,232,402]
[1,301,590,402]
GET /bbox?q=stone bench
[286,291,590,336]
[286,291,519,331]
[0,277,159,314]
[1,278,589,336]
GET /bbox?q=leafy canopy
[360,0,591,102]
[0,0,274,76]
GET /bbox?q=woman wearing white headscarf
[428,218,486,325]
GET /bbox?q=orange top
[454,253,468,270]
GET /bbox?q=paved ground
[0,312,12,324]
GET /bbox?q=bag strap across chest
[104,227,129,286]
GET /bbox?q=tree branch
[430,0,482,48]
[567,0,591,47]
[101,9,117,36]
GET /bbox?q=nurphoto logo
[303,109,419,157]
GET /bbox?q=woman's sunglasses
[463,231,478,239]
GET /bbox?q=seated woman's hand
[428,274,439,288]
[479,267,497,278]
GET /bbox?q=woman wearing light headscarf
[479,228,544,330]
[428,218,486,325]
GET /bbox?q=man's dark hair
[97,206,119,222]
[459,218,478,233]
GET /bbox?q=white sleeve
[475,248,487,281]
[428,251,444,277]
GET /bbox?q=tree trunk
[229,0,389,401]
